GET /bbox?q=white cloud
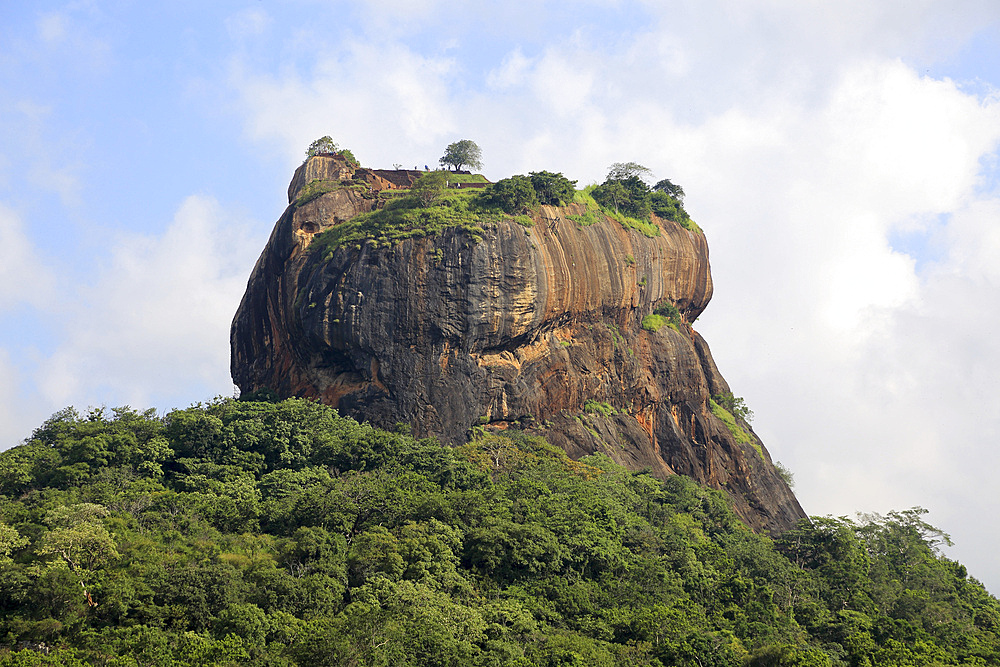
[0,203,54,310]
[820,63,999,216]
[32,8,110,71]
[0,100,85,208]
[37,12,68,44]
[680,62,1000,589]
[225,7,271,40]
[229,38,459,170]
[531,49,595,117]
[0,348,50,449]
[36,195,264,410]
[0,204,53,447]
[487,49,532,90]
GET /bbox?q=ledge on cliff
[231,156,806,533]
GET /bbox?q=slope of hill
[0,399,997,666]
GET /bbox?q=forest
[0,397,998,666]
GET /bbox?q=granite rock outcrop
[232,155,806,532]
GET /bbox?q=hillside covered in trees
[0,398,998,666]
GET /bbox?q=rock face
[232,155,806,532]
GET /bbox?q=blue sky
[4,1,1000,593]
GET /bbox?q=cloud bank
[0,196,263,447]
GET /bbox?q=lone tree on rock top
[606,161,653,182]
[653,178,685,202]
[592,161,654,218]
[306,136,339,157]
[305,136,359,166]
[439,139,483,172]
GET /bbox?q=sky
[2,0,1000,592]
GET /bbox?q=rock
[232,156,806,533]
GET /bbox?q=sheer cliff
[231,155,805,532]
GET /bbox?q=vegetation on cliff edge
[591,162,701,234]
[305,169,575,255]
[299,153,701,254]
[304,136,358,167]
[0,398,998,666]
[308,185,492,258]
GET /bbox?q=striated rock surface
[232,155,806,532]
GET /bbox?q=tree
[37,504,120,608]
[606,161,653,182]
[305,137,360,166]
[652,178,685,202]
[712,392,753,423]
[411,171,449,207]
[591,162,656,218]
[650,191,685,221]
[0,522,28,564]
[339,149,360,167]
[481,175,537,214]
[439,140,483,172]
[592,175,651,218]
[307,136,339,158]
[528,171,577,206]
[6,396,1000,665]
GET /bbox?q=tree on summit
[651,177,694,227]
[592,162,653,218]
[592,162,696,230]
[529,171,577,206]
[305,136,359,166]
[606,161,653,182]
[411,171,449,207]
[306,136,339,157]
[439,139,483,172]
[653,178,685,202]
[481,175,537,214]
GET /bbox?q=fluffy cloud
[36,195,264,412]
[225,7,271,41]
[0,206,57,446]
[33,7,111,72]
[681,64,1000,589]
[0,204,54,310]
[0,191,265,449]
[229,38,459,171]
[0,349,51,449]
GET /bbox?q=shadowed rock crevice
[232,155,806,533]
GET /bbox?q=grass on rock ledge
[309,189,497,258]
[306,177,701,261]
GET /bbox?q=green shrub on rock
[529,171,577,206]
[480,175,538,214]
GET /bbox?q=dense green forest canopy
[0,398,997,666]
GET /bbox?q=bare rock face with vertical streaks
[231,155,806,533]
